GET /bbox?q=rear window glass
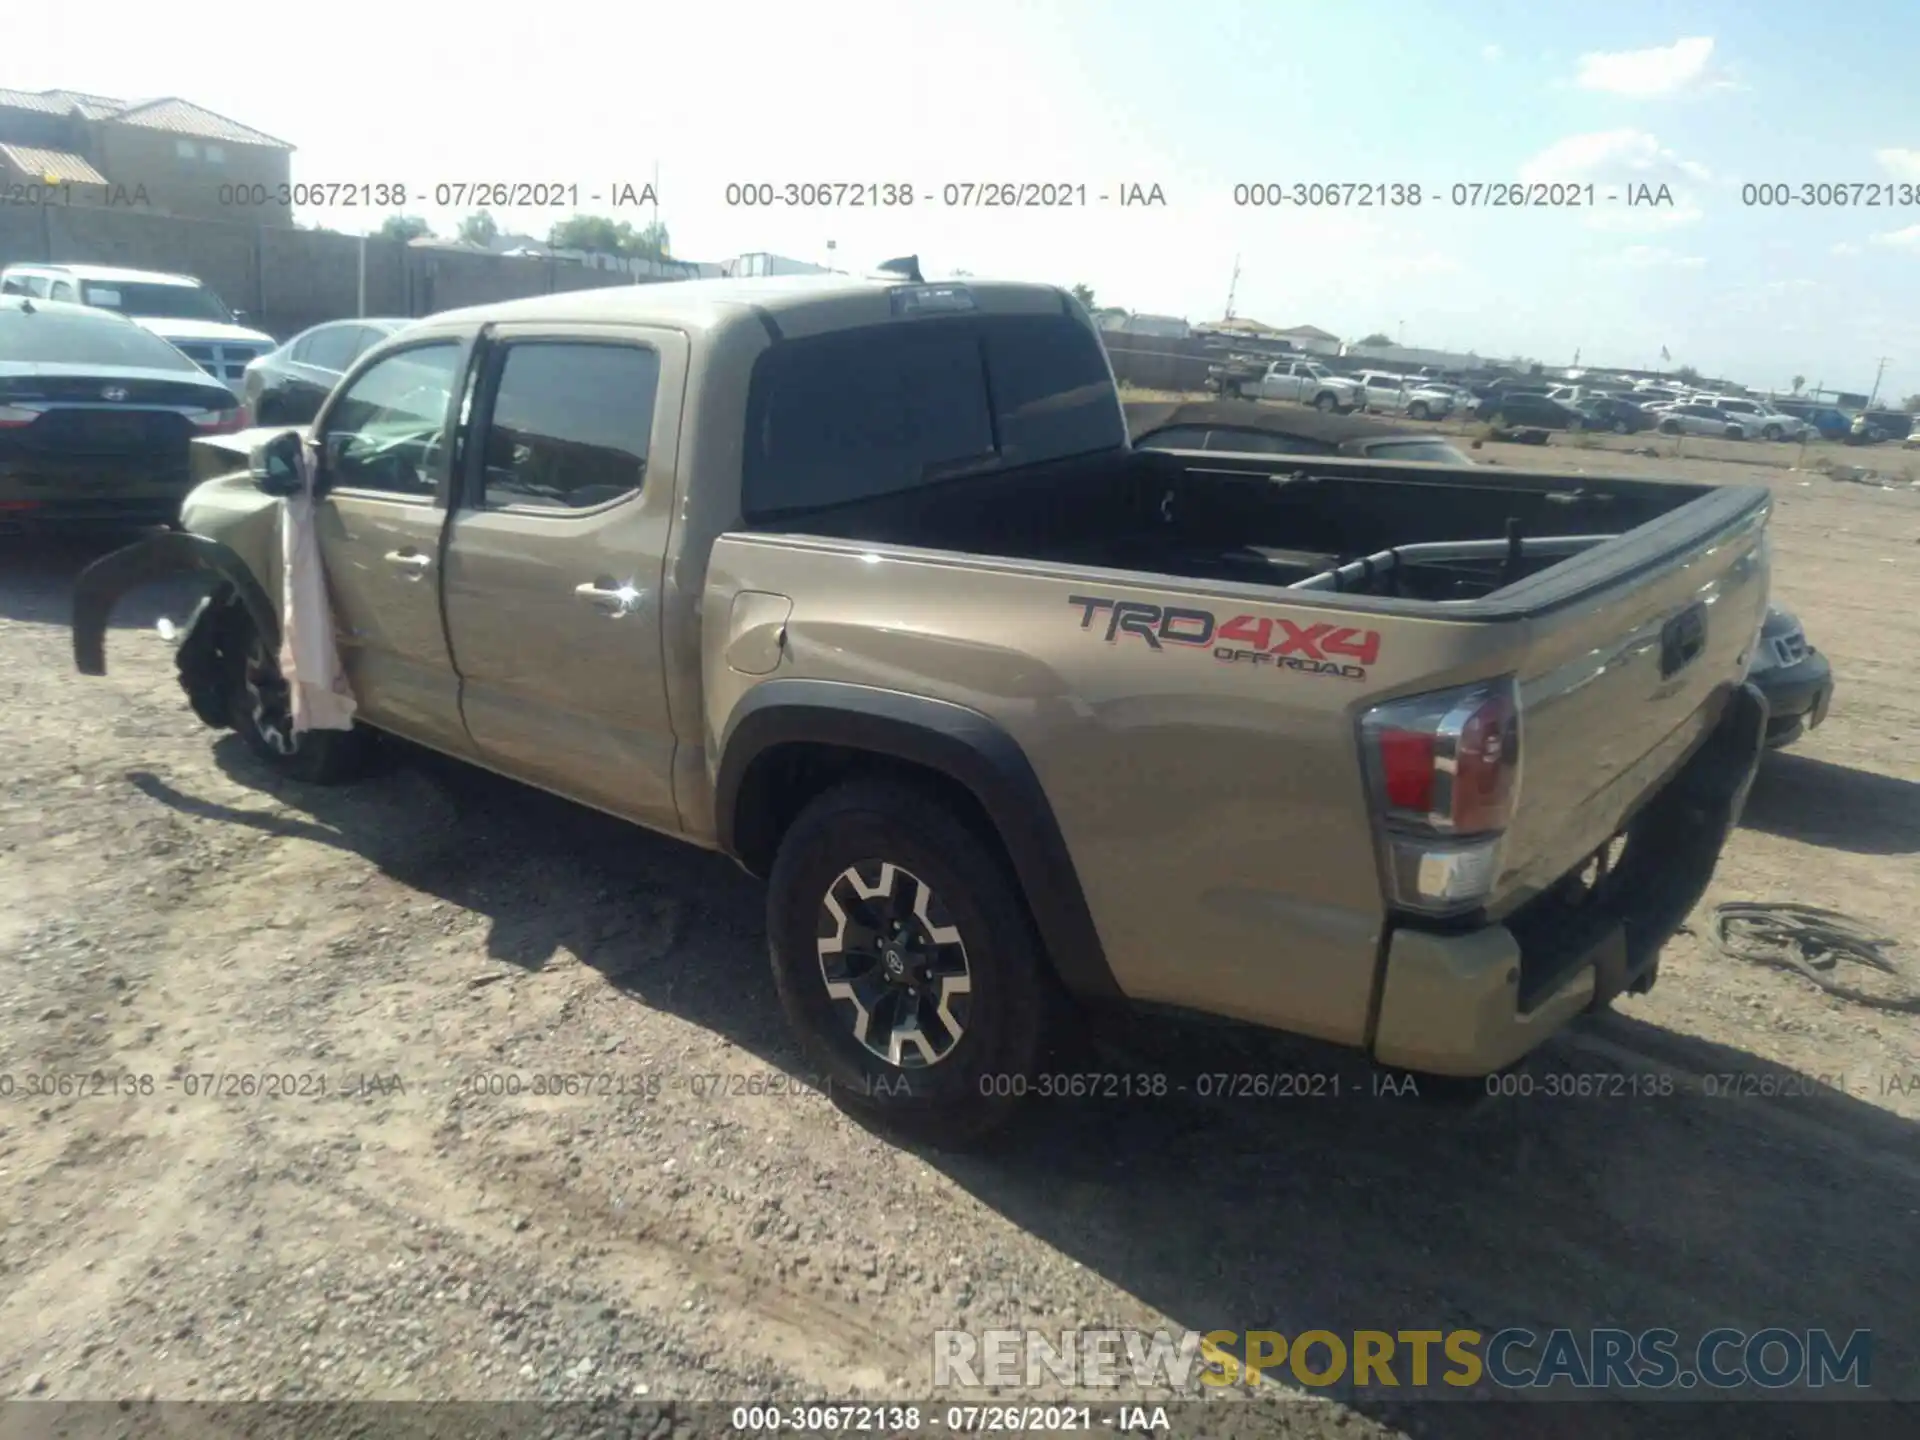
[743,312,1123,518]
[0,307,201,370]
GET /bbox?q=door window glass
[480,341,659,511]
[319,341,462,498]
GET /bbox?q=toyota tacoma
[70,270,1772,1143]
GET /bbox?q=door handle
[574,580,643,617]
[384,549,432,581]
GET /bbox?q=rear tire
[765,778,1053,1149]
[1611,418,1630,434]
[225,619,375,785]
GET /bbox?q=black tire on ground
[1660,419,1682,435]
[1408,402,1429,419]
[765,777,1054,1148]
[1762,425,1783,441]
[1314,392,1339,413]
[224,614,375,784]
[1612,418,1630,434]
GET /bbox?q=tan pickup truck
[71,271,1772,1143]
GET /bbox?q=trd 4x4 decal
[1066,595,1379,680]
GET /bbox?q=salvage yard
[1,428,1917,1438]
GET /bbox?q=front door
[441,324,687,833]
[309,336,472,754]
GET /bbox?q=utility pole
[1224,254,1240,321]
[1868,356,1890,408]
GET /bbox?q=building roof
[0,88,290,149]
[0,87,127,117]
[1274,324,1341,341]
[0,143,108,185]
[111,98,292,150]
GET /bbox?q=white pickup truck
[1247,359,1362,413]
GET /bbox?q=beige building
[0,88,293,225]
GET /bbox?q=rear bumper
[1371,681,1767,1076]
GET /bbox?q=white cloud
[1520,130,1712,184]
[1611,245,1706,269]
[1517,130,1710,231]
[1875,149,1920,181]
[1481,44,1504,63]
[1870,224,1920,248]
[1831,241,1864,257]
[1574,37,1716,97]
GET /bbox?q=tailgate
[1488,492,1770,917]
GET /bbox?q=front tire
[1314,392,1339,413]
[1408,402,1429,420]
[1660,419,1682,435]
[1611,418,1630,434]
[766,778,1052,1148]
[226,623,374,784]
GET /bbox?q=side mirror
[250,430,305,497]
[232,309,249,323]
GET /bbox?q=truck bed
[714,446,1770,1045]
[754,445,1727,603]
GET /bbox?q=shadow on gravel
[0,529,207,631]
[1740,750,1920,856]
[128,740,1918,1440]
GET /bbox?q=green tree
[1790,374,1806,395]
[458,210,499,247]
[377,214,432,242]
[1902,393,1920,412]
[1069,283,1097,310]
[1356,332,1393,347]
[1675,364,1701,384]
[547,214,672,260]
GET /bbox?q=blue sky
[23,0,1920,395]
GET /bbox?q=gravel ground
[1,438,1916,1440]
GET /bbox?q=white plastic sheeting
[278,439,358,733]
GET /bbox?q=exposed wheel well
[730,741,1005,884]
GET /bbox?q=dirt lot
[1,432,1917,1440]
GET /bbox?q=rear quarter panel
[706,536,1523,1046]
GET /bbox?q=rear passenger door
[441,324,688,833]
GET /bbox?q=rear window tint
[0,307,200,370]
[743,311,1123,517]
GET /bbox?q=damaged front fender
[72,530,278,677]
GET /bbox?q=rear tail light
[188,407,245,434]
[1359,677,1521,916]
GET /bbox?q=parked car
[1657,401,1749,439]
[1125,399,1475,464]
[1477,391,1588,430]
[1243,358,1363,412]
[1354,371,1457,421]
[0,296,245,531]
[1745,606,1833,749]
[241,318,411,425]
[0,263,274,390]
[71,272,1771,1143]
[1702,396,1808,442]
[1575,395,1655,434]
